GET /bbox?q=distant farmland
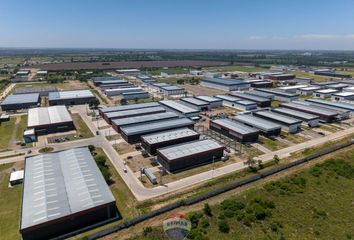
[35,60,229,71]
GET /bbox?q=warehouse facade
[49,90,96,106]
[120,118,195,143]
[27,106,75,135]
[157,139,224,172]
[210,118,259,142]
[20,147,117,240]
[1,93,40,111]
[141,128,200,154]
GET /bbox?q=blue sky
[1,0,354,50]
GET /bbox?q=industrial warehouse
[233,114,282,136]
[27,106,75,135]
[111,112,179,132]
[253,110,302,133]
[20,147,117,240]
[99,102,160,116]
[200,78,250,91]
[0,93,40,111]
[159,100,200,118]
[120,118,195,143]
[210,118,260,142]
[156,139,224,172]
[195,96,223,108]
[103,106,166,124]
[229,92,271,107]
[48,89,96,106]
[214,95,257,110]
[180,97,210,111]
[141,128,200,154]
[272,107,320,127]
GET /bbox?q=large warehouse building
[180,97,210,111]
[210,118,260,142]
[120,118,195,143]
[111,112,179,132]
[104,106,166,124]
[141,128,200,154]
[20,147,117,240]
[49,90,96,106]
[272,107,319,127]
[0,93,40,111]
[156,139,224,172]
[229,92,271,107]
[257,88,299,102]
[195,96,223,108]
[200,78,250,91]
[27,106,75,135]
[306,98,354,112]
[233,114,281,136]
[159,100,200,118]
[99,102,160,117]
[13,86,58,97]
[253,110,302,133]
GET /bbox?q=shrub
[203,203,212,216]
[200,218,210,228]
[188,212,203,228]
[218,221,230,233]
[88,145,96,152]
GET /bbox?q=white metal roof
[1,93,40,105]
[48,90,94,100]
[142,128,198,145]
[158,139,223,161]
[28,106,73,127]
[333,92,354,97]
[21,147,115,230]
[159,100,200,114]
[315,89,339,94]
[10,170,24,182]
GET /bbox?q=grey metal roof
[233,114,281,131]
[112,112,178,127]
[181,97,209,106]
[202,78,249,86]
[100,102,160,113]
[141,128,199,145]
[158,139,222,161]
[97,80,128,85]
[1,93,39,105]
[121,118,194,136]
[257,88,299,97]
[246,90,274,99]
[28,106,73,127]
[159,100,200,114]
[195,96,222,103]
[236,100,257,106]
[161,85,184,91]
[105,106,165,119]
[13,86,57,95]
[49,90,94,100]
[91,76,121,82]
[305,99,354,111]
[254,111,302,125]
[211,118,259,135]
[281,102,338,116]
[272,107,319,121]
[229,92,269,102]
[122,91,149,96]
[214,95,242,102]
[21,147,115,230]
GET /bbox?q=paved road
[2,104,354,201]
[0,83,16,100]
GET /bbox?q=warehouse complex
[27,106,75,135]
[111,112,179,132]
[159,100,200,118]
[233,114,281,136]
[141,128,200,154]
[210,118,259,142]
[20,147,117,240]
[120,118,195,143]
[1,93,40,111]
[254,111,302,133]
[157,139,224,172]
[49,90,96,106]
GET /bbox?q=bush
[218,221,230,233]
[188,212,203,228]
[88,145,96,152]
[203,203,212,216]
[270,220,283,232]
[200,218,210,228]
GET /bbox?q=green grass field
[15,115,27,142]
[147,68,189,76]
[130,146,354,240]
[0,163,22,240]
[71,113,94,138]
[206,65,270,73]
[0,118,16,150]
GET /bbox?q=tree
[120,98,127,105]
[134,97,139,104]
[273,154,280,164]
[244,157,257,171]
[203,203,212,216]
[88,145,96,152]
[218,221,230,233]
[89,98,100,109]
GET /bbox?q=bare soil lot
[180,83,226,96]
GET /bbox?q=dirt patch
[180,83,226,96]
[114,142,137,155]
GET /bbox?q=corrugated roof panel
[1,93,39,105]
[100,102,160,113]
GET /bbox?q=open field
[0,118,16,150]
[129,146,354,240]
[147,68,189,75]
[180,83,226,96]
[285,70,333,82]
[206,65,270,72]
[15,80,88,90]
